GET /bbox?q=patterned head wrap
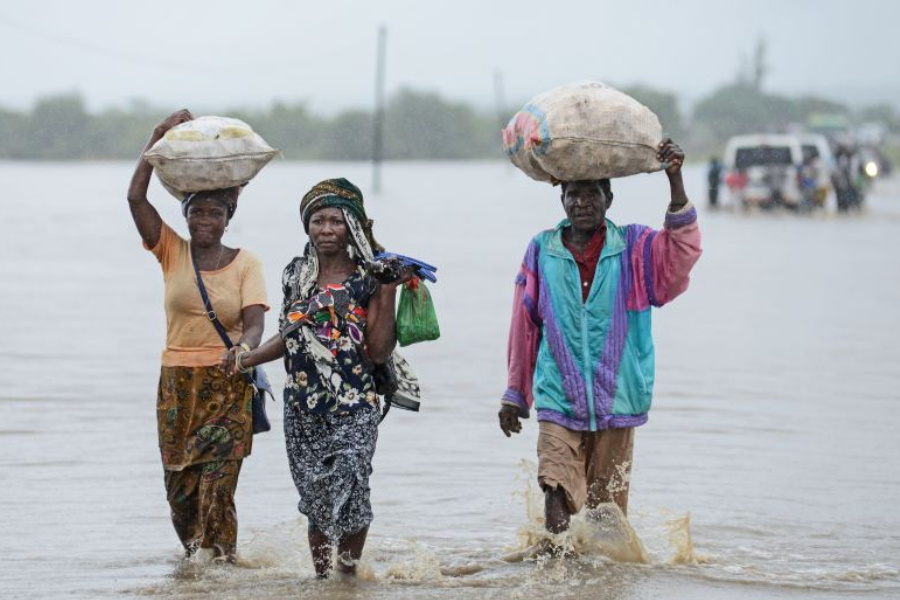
[299,178,383,253]
[181,188,239,219]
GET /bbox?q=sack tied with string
[502,81,665,184]
[144,115,278,199]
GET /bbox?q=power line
[0,10,227,73]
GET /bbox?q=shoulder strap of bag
[191,253,274,403]
[191,253,233,350]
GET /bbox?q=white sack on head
[144,116,279,199]
[502,82,664,183]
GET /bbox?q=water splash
[572,504,649,563]
[382,541,444,581]
[665,511,701,565]
[505,460,716,566]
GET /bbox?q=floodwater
[1,161,898,599]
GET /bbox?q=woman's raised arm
[127,109,193,249]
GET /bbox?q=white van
[723,134,804,208]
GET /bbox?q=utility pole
[372,26,387,194]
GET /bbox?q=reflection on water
[1,162,899,599]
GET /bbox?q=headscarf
[181,188,239,219]
[299,178,384,253]
[285,178,421,408]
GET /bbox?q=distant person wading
[127,109,270,563]
[707,156,722,208]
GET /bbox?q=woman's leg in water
[336,526,369,574]
[308,527,332,577]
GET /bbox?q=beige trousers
[537,422,635,515]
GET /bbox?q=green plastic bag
[396,279,440,347]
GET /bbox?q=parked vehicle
[723,134,805,209]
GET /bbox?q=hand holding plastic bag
[396,278,440,347]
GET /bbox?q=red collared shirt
[562,224,606,302]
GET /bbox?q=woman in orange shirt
[126,109,269,563]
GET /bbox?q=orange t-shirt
[147,222,270,367]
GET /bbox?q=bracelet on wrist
[236,350,252,374]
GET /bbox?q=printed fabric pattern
[157,365,253,469]
[281,266,381,414]
[164,458,243,557]
[278,206,421,413]
[284,405,380,542]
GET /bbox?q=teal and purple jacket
[501,203,701,431]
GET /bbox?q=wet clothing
[156,366,253,470]
[537,421,634,515]
[280,263,380,415]
[147,222,269,367]
[279,179,424,542]
[502,203,701,431]
[504,201,700,517]
[284,406,380,542]
[278,257,381,540]
[145,219,269,557]
[278,248,420,414]
[164,458,242,557]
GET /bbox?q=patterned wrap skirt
[157,366,253,470]
[284,404,380,542]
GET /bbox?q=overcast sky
[1,0,898,114]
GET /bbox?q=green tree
[384,88,496,159]
[857,103,898,132]
[26,93,91,159]
[87,106,163,158]
[320,109,374,160]
[794,95,847,119]
[0,107,25,159]
[691,84,800,142]
[234,101,322,159]
[619,85,685,141]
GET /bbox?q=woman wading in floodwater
[225,178,420,577]
[127,109,270,562]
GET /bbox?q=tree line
[0,84,895,161]
[0,89,502,161]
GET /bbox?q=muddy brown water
[1,161,898,599]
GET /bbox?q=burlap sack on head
[502,82,664,183]
[144,116,278,199]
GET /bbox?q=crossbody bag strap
[191,252,234,350]
[191,253,270,403]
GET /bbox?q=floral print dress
[281,267,379,414]
[279,258,382,541]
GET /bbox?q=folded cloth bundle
[367,253,438,283]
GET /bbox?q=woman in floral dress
[228,178,419,577]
